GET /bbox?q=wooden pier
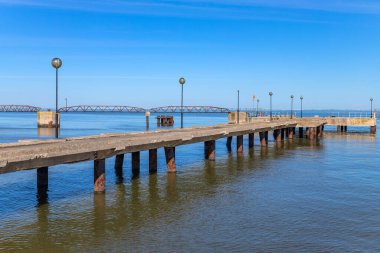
[0,119,326,199]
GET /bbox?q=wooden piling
[237,135,243,153]
[165,147,176,173]
[37,167,48,203]
[248,133,254,148]
[308,127,315,140]
[226,136,232,149]
[273,129,281,142]
[149,149,158,173]
[259,132,267,147]
[94,159,105,193]
[132,152,140,176]
[114,154,124,183]
[299,127,304,138]
[205,140,216,160]
[288,127,294,139]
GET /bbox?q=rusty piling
[149,149,158,173]
[205,140,216,161]
[94,159,105,193]
[165,147,176,173]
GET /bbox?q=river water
[0,112,379,252]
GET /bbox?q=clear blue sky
[0,0,379,110]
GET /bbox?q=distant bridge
[0,105,42,112]
[149,106,230,113]
[0,105,231,114]
[58,105,146,113]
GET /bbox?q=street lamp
[51,57,62,138]
[252,95,256,117]
[269,92,273,120]
[290,95,294,119]
[300,96,304,118]
[179,77,186,128]
[256,99,260,117]
[65,98,68,111]
[370,98,374,118]
[237,90,240,124]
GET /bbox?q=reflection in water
[166,173,177,202]
[93,193,106,238]
[2,131,380,252]
[260,147,268,158]
[37,127,59,138]
[36,185,48,207]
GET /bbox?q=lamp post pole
[290,95,294,119]
[370,98,374,118]
[256,99,260,117]
[51,57,62,138]
[179,77,186,128]
[237,90,240,124]
[300,96,304,118]
[252,95,256,117]
[269,92,273,120]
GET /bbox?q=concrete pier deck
[0,118,327,199]
[0,120,301,174]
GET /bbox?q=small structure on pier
[37,110,60,128]
[156,115,174,126]
[228,112,249,124]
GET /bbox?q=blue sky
[0,0,379,110]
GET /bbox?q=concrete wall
[37,112,60,128]
[228,112,249,124]
[323,115,376,127]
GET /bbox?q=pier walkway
[0,119,326,198]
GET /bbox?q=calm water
[0,112,379,252]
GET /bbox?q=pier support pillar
[114,154,124,183]
[337,126,341,133]
[259,132,268,147]
[237,135,243,153]
[288,128,294,139]
[316,127,320,138]
[37,167,48,203]
[299,127,304,138]
[149,149,158,173]
[94,159,105,193]
[344,126,348,132]
[226,136,232,150]
[132,152,140,176]
[205,140,216,161]
[165,147,176,173]
[273,129,281,142]
[248,133,254,148]
[371,126,377,134]
[308,127,315,140]
[281,128,285,140]
[341,126,344,132]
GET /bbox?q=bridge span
[58,105,230,113]
[0,105,41,112]
[149,106,230,113]
[58,105,146,113]
[1,105,231,113]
